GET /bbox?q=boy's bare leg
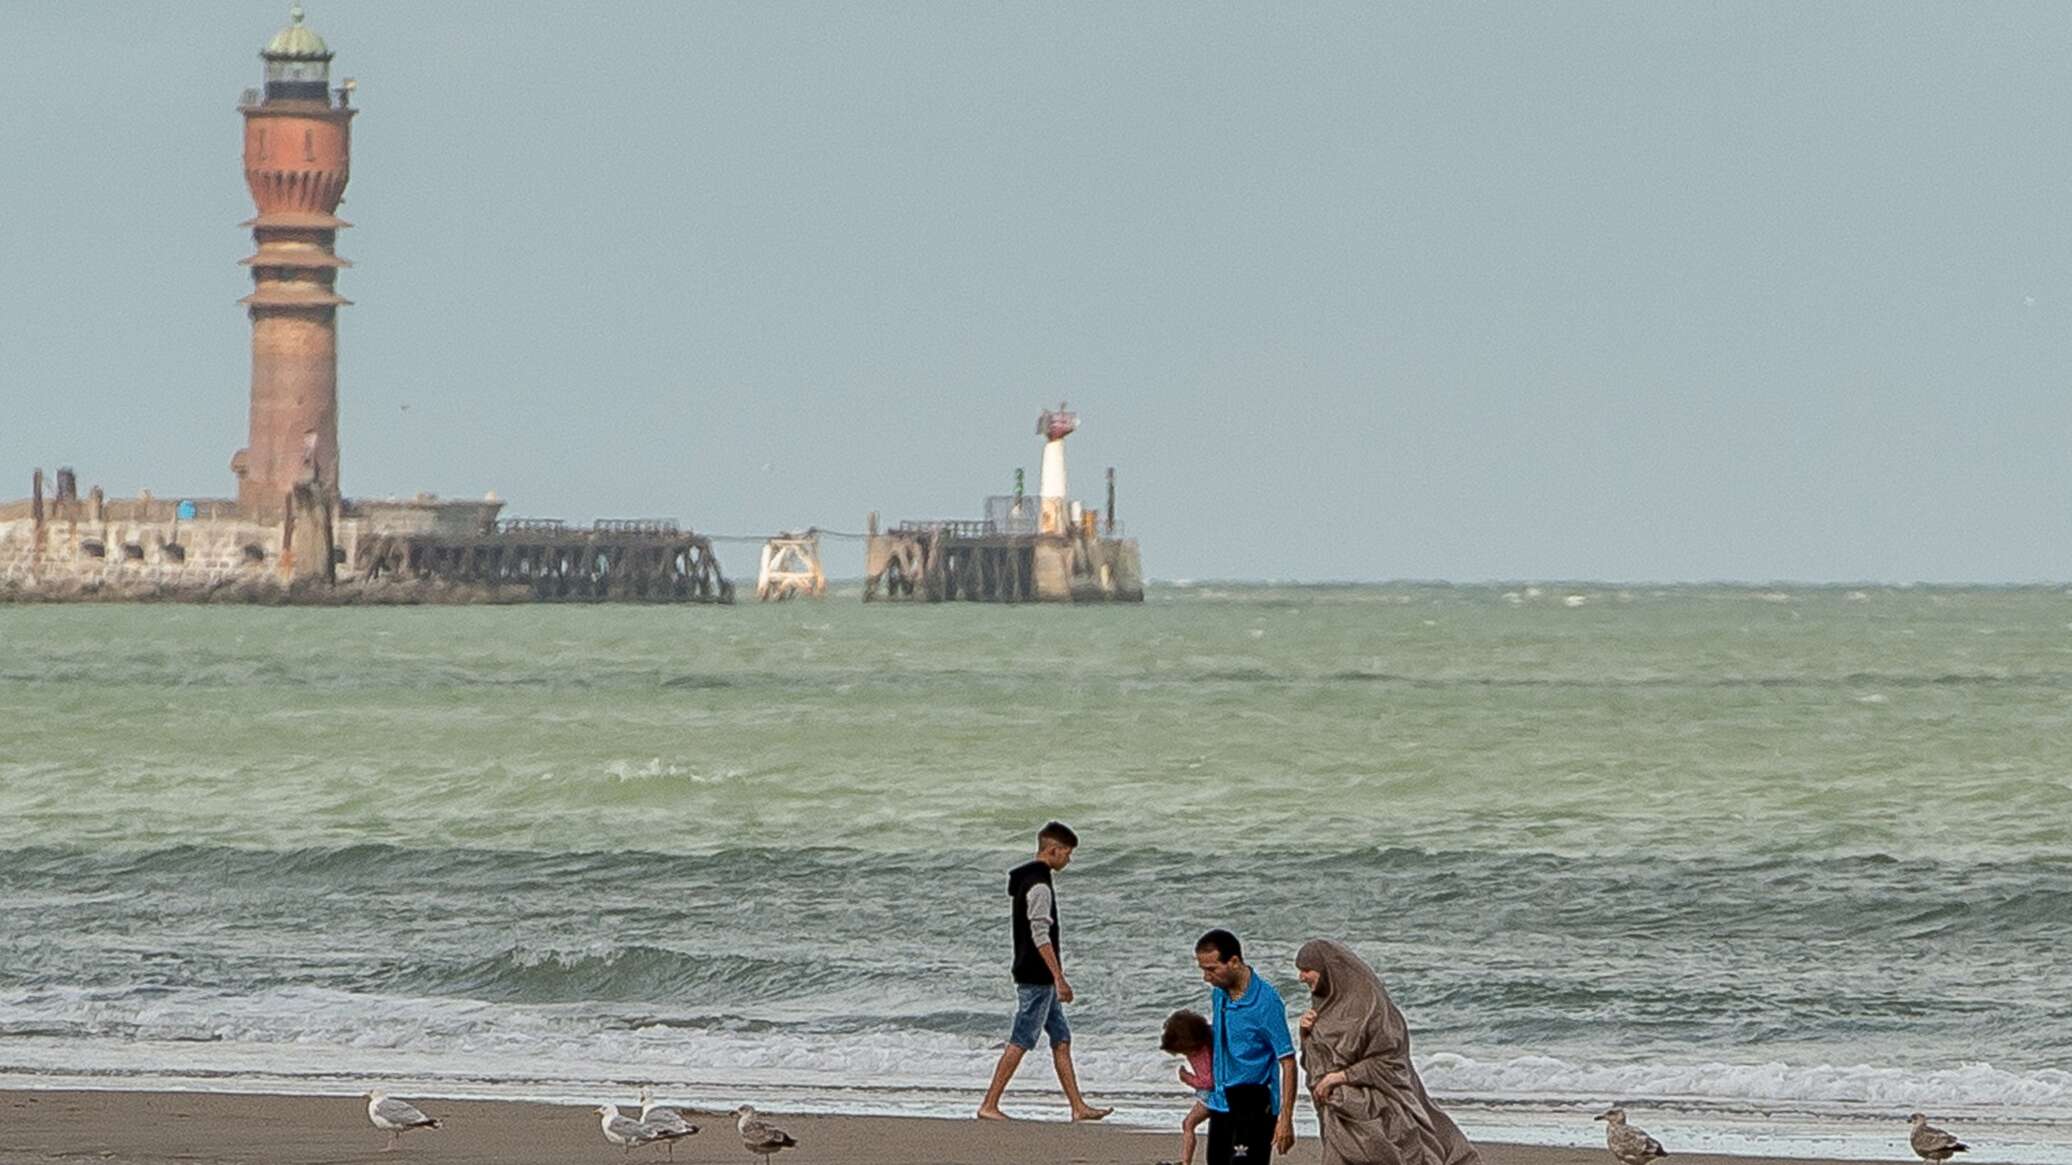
[977,1044,1027,1119]
[1051,1042,1113,1120]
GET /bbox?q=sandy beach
[0,1089,1872,1165]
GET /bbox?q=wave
[5,840,2072,1110]
[1316,670,2072,690]
[2,983,2069,1121]
[374,946,866,1007]
[12,838,2072,878]
[1423,1053,2072,1113]
[7,844,2072,951]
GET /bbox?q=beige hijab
[1296,939,1480,1165]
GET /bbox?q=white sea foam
[1420,1052,2072,1114]
[5,987,2070,1121]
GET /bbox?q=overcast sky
[2,3,2067,582]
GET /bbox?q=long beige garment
[1296,939,1482,1165]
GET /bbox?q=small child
[1161,1009,1214,1165]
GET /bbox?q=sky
[2,3,2067,583]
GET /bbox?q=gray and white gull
[637,1087,701,1158]
[1597,1107,1669,1165]
[363,1089,441,1152]
[1910,1113,1969,1163]
[733,1105,799,1163]
[598,1104,664,1155]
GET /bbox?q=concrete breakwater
[0,487,734,605]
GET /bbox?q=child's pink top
[1180,1046,1214,1090]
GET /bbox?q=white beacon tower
[1036,402,1078,534]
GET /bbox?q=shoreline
[0,1088,1939,1165]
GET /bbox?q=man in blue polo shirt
[1193,929,1296,1164]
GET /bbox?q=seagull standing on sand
[363,1089,441,1152]
[598,1104,664,1155]
[1597,1107,1669,1165]
[1910,1113,1970,1163]
[733,1105,799,1163]
[638,1086,697,1127]
[637,1088,701,1158]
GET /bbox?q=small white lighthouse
[861,400,1140,601]
[1036,402,1078,534]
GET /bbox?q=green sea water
[2,585,2070,1158]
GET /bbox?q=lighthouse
[1036,402,1078,535]
[232,6,354,514]
[862,402,1142,602]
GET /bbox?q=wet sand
[0,1089,1867,1165]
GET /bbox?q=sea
[3,585,2070,1160]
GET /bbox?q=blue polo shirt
[1207,970,1295,1114]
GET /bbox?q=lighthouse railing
[984,495,1043,536]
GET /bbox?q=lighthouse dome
[264,6,332,61]
[260,6,334,101]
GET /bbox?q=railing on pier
[892,519,995,540]
[593,519,679,535]
[892,502,1119,542]
[984,495,1043,536]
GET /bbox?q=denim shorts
[1007,983,1071,1049]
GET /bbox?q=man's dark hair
[1195,928,1243,962]
[1038,821,1079,849]
[1161,1009,1212,1054]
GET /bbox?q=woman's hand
[1299,1008,1318,1037]
[1310,1070,1346,1106]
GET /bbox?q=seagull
[733,1105,799,1163]
[598,1104,663,1156]
[1909,1113,1970,1163]
[1597,1107,1669,1165]
[638,1088,701,1159]
[638,1086,695,1125]
[363,1089,441,1152]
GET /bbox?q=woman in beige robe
[1296,939,1480,1165]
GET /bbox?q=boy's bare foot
[1071,1105,1114,1122]
[976,1107,1011,1121]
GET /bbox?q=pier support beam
[757,531,827,601]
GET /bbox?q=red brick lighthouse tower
[232,6,354,514]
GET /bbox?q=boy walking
[976,822,1113,1122]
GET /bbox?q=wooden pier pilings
[353,519,733,603]
[864,525,1140,603]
